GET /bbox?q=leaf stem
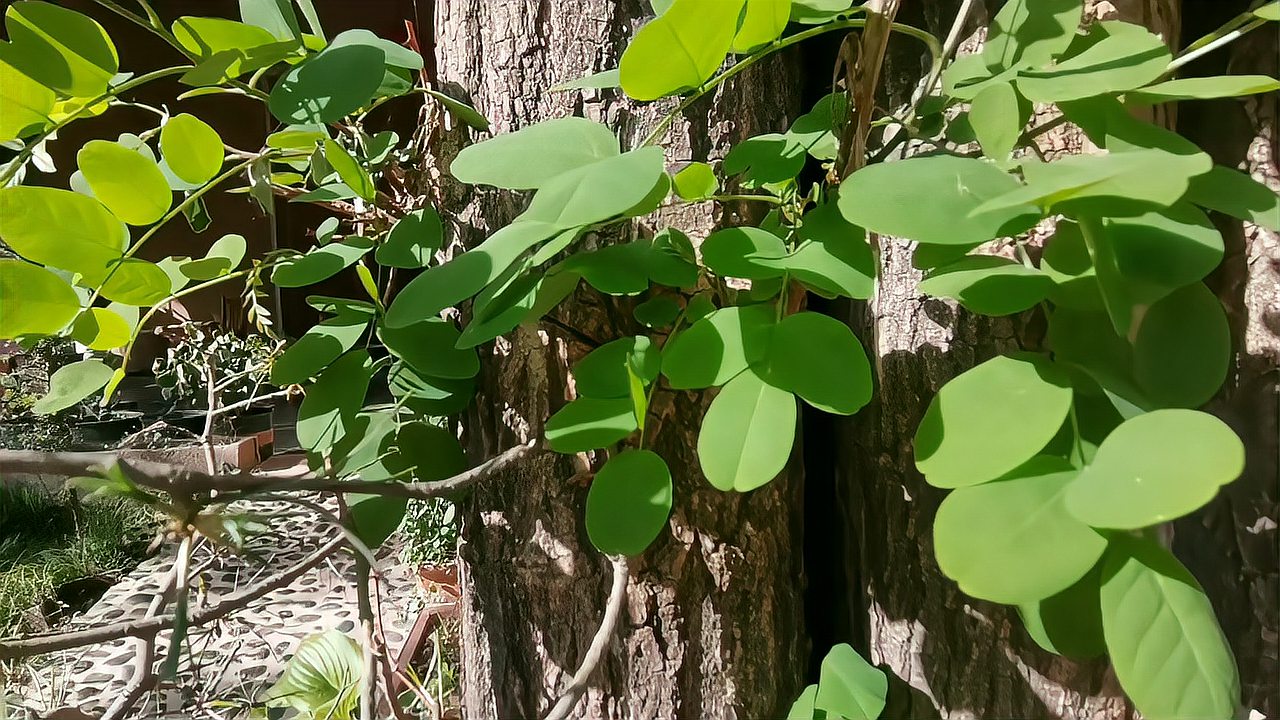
[640,18,941,148]
[0,66,192,186]
[708,194,783,205]
[1166,17,1267,72]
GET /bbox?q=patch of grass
[0,484,158,636]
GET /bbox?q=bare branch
[0,536,344,660]
[543,556,630,720]
[0,440,541,501]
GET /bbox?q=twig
[201,358,219,474]
[543,556,630,720]
[0,537,344,660]
[100,562,182,720]
[0,440,540,501]
[210,389,292,418]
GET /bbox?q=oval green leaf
[181,234,247,281]
[838,155,1039,246]
[375,207,443,269]
[271,311,369,386]
[0,259,79,338]
[271,237,373,287]
[77,140,173,226]
[70,307,131,350]
[661,304,775,389]
[544,396,639,453]
[1018,564,1107,660]
[1065,409,1244,529]
[269,44,386,124]
[758,311,872,415]
[160,113,224,185]
[99,259,173,306]
[697,370,796,492]
[1132,283,1229,409]
[586,449,673,556]
[701,227,788,280]
[449,116,620,190]
[32,359,114,415]
[377,317,479,380]
[1100,536,1239,720]
[915,354,1073,488]
[573,336,661,399]
[918,255,1053,316]
[619,0,746,101]
[0,187,126,284]
[296,350,374,458]
[814,643,887,720]
[0,1,119,97]
[934,456,1107,604]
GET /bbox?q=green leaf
[787,92,849,161]
[377,317,479,380]
[915,354,1073,488]
[271,311,369,386]
[269,44,386,124]
[296,350,374,458]
[981,0,1083,71]
[545,396,639,453]
[977,149,1202,218]
[1256,1,1280,20]
[839,155,1039,245]
[619,0,747,101]
[697,370,795,491]
[329,28,422,69]
[1128,74,1280,104]
[181,234,247,281]
[172,16,284,76]
[0,1,118,97]
[384,220,558,325]
[672,162,719,200]
[32,359,113,415]
[1185,164,1280,231]
[324,140,375,201]
[661,304,775,389]
[261,629,362,720]
[1017,22,1172,103]
[574,336,661,398]
[388,361,475,416]
[99,259,173,306]
[919,255,1052,316]
[239,0,301,40]
[1132,283,1229,409]
[731,0,790,53]
[755,201,874,299]
[77,140,172,226]
[1099,537,1239,720]
[968,81,1027,160]
[814,643,888,720]
[758,312,871,415]
[1041,221,1103,310]
[722,133,806,186]
[786,685,819,719]
[375,207,442,268]
[425,89,490,131]
[564,242,653,296]
[70,307,131,350]
[645,228,700,287]
[701,227,788,280]
[635,295,682,328]
[520,147,667,228]
[0,186,126,284]
[934,456,1106,604]
[586,450,673,556]
[0,259,79,338]
[0,59,54,142]
[449,116,619,190]
[551,69,621,91]
[267,125,328,151]
[271,236,373,287]
[160,114,224,186]
[1066,409,1243,529]
[790,0,855,24]
[1018,564,1107,659]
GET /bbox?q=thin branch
[0,440,541,501]
[543,556,630,720]
[0,536,344,660]
[100,562,181,720]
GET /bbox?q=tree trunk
[424,2,807,718]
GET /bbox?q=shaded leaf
[33,359,113,415]
[697,370,795,492]
[586,450,673,556]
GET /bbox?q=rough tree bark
[423,2,807,718]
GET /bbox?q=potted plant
[152,322,280,458]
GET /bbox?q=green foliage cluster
[1,0,1278,716]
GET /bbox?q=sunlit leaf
[619,0,747,101]
[0,59,54,142]
[672,162,719,200]
[1066,409,1243,529]
[99,259,172,306]
[662,304,775,389]
[697,369,795,491]
[0,259,79,339]
[918,255,1052,316]
[77,140,172,226]
[375,207,443,269]
[814,644,887,720]
[33,359,113,415]
[545,396,639,453]
[758,311,872,415]
[731,0,790,53]
[1127,74,1280,104]
[70,307,131,350]
[0,1,118,97]
[915,354,1073,488]
[1017,22,1172,103]
[261,629,362,719]
[181,234,247,281]
[449,116,619,190]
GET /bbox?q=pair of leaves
[0,1,118,98]
[788,644,887,720]
[546,337,658,452]
[665,307,871,491]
